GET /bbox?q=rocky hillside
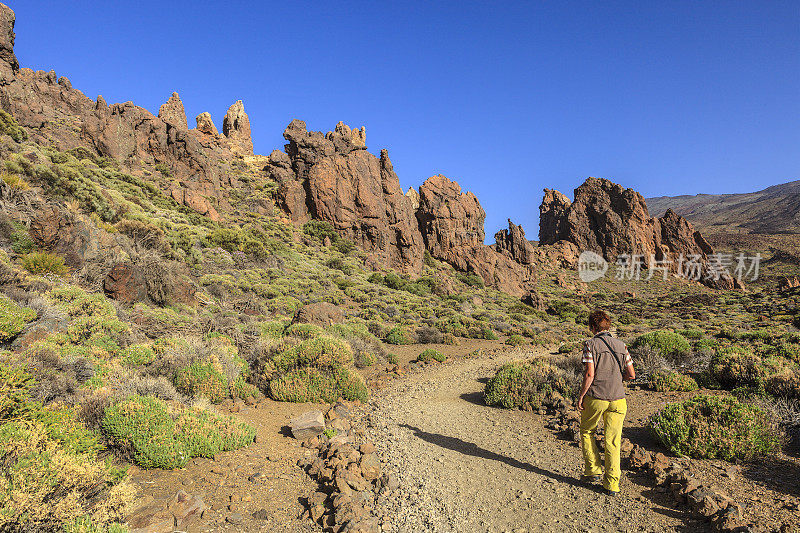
[646,179,800,234]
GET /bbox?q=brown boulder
[538,188,571,243]
[222,100,253,155]
[103,263,147,304]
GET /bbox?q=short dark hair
[588,309,611,332]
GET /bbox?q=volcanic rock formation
[269,119,423,273]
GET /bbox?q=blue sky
[9,1,800,240]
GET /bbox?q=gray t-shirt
[582,332,632,401]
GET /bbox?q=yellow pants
[580,396,627,492]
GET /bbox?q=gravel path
[365,348,702,533]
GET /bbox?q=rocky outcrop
[271,120,423,273]
[222,100,253,155]
[158,92,188,130]
[538,177,741,289]
[195,112,219,136]
[538,189,571,244]
[0,3,16,84]
[405,187,419,210]
[494,219,534,265]
[416,174,485,271]
[0,5,250,220]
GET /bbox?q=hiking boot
[603,488,619,497]
[581,475,601,483]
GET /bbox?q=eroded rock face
[222,100,253,155]
[494,219,534,265]
[416,174,485,271]
[537,177,740,289]
[0,5,251,220]
[158,92,188,130]
[195,112,219,136]
[272,120,423,273]
[0,3,17,84]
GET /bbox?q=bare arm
[623,361,635,381]
[578,362,594,410]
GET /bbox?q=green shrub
[677,328,704,340]
[302,220,338,242]
[272,336,353,373]
[354,350,376,368]
[269,365,367,403]
[632,331,691,359]
[417,348,445,363]
[547,300,585,321]
[484,359,576,409]
[284,323,325,340]
[384,326,412,345]
[10,223,34,254]
[648,395,783,461]
[386,353,399,365]
[154,163,171,177]
[456,271,484,288]
[0,295,36,342]
[22,251,68,275]
[0,110,27,142]
[102,395,254,469]
[173,361,227,403]
[557,342,578,354]
[649,370,698,392]
[505,334,526,347]
[205,227,245,253]
[120,344,155,367]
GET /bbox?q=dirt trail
[366,347,702,533]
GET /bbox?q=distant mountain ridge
[646,180,800,234]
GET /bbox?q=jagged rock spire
[158,92,188,130]
[222,100,253,155]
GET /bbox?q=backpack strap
[595,333,625,377]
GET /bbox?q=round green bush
[632,331,691,359]
[384,326,412,345]
[417,348,445,363]
[484,359,573,409]
[120,344,156,366]
[173,361,227,403]
[649,370,698,392]
[269,365,367,403]
[648,395,783,462]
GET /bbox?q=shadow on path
[399,423,603,494]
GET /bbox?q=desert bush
[649,370,698,392]
[302,220,338,242]
[456,271,484,288]
[284,323,325,339]
[21,251,68,275]
[416,326,443,344]
[102,395,254,469]
[173,361,227,403]
[354,350,376,368]
[0,363,133,531]
[417,348,445,363]
[0,110,27,142]
[120,375,179,402]
[385,326,412,345]
[648,395,783,462]
[0,295,36,342]
[120,344,155,367]
[505,334,526,347]
[632,331,691,362]
[706,346,795,391]
[677,328,704,339]
[546,300,585,321]
[9,222,34,254]
[268,365,367,403]
[765,369,800,399]
[484,359,576,409]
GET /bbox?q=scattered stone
[290,410,326,440]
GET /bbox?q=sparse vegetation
[648,395,783,462]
